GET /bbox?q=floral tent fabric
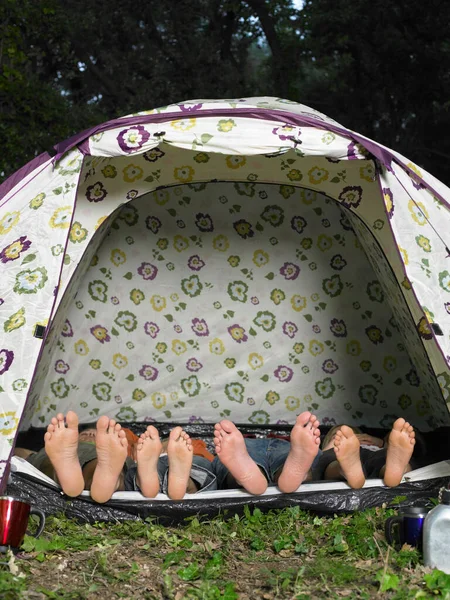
[1,97,450,490]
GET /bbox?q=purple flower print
[55,360,70,374]
[0,236,32,263]
[139,364,159,381]
[137,262,158,280]
[61,319,73,337]
[280,262,300,280]
[312,324,321,334]
[291,216,307,234]
[126,190,139,200]
[274,365,293,383]
[144,322,160,338]
[322,359,338,374]
[189,416,205,423]
[272,124,297,141]
[145,216,162,234]
[188,255,205,271]
[111,296,120,305]
[251,296,259,305]
[195,213,214,232]
[191,318,209,336]
[228,324,248,343]
[174,324,183,333]
[143,148,165,162]
[117,125,150,153]
[180,103,203,112]
[330,318,347,337]
[338,186,362,209]
[90,325,111,344]
[445,303,450,315]
[0,349,14,375]
[282,321,298,338]
[186,358,203,372]
[86,182,107,203]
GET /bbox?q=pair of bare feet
[327,418,416,489]
[44,411,195,502]
[214,411,321,494]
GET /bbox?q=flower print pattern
[0,212,20,235]
[0,349,14,375]
[338,186,362,209]
[13,149,440,435]
[86,182,107,203]
[117,125,151,153]
[14,267,48,294]
[0,236,32,263]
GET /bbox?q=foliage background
[1,0,450,185]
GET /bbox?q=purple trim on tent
[0,151,52,202]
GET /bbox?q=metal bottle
[423,488,450,573]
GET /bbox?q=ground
[1,504,449,599]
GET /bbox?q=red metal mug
[0,496,46,551]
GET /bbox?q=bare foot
[277,412,321,493]
[167,427,193,500]
[136,425,163,498]
[383,418,415,487]
[334,426,365,489]
[214,420,267,495]
[90,416,128,503]
[44,411,84,496]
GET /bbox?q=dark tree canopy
[1,0,450,184]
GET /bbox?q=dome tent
[2,97,450,520]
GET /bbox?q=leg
[136,425,163,498]
[383,418,415,487]
[90,416,129,503]
[44,411,84,497]
[213,420,268,495]
[333,426,365,489]
[167,426,194,500]
[275,412,321,493]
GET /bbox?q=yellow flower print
[152,190,170,205]
[4,307,25,333]
[360,164,375,182]
[252,249,269,267]
[151,392,166,409]
[346,340,362,356]
[406,162,423,183]
[317,234,333,252]
[157,238,169,250]
[0,411,19,435]
[150,295,166,311]
[266,391,280,405]
[399,246,409,266]
[309,340,324,356]
[321,132,335,145]
[101,165,117,178]
[408,199,429,226]
[112,353,128,369]
[49,206,72,229]
[170,293,179,302]
[209,338,225,355]
[173,235,189,252]
[171,118,196,131]
[123,164,143,182]
[95,216,107,230]
[291,295,307,312]
[212,235,229,252]
[74,340,89,355]
[308,166,329,184]
[111,248,127,266]
[300,190,317,204]
[226,156,247,169]
[29,193,45,209]
[248,353,264,370]
[0,211,20,235]
[293,342,304,354]
[69,221,88,243]
[172,339,187,355]
[217,119,236,132]
[285,396,301,412]
[130,289,145,305]
[383,190,393,215]
[174,165,195,183]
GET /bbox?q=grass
[1,504,450,599]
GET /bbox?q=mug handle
[28,508,46,539]
[384,515,403,547]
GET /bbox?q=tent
[1,97,450,520]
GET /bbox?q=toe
[296,411,311,427]
[170,426,182,440]
[393,418,405,432]
[96,415,110,433]
[66,411,79,429]
[220,420,236,433]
